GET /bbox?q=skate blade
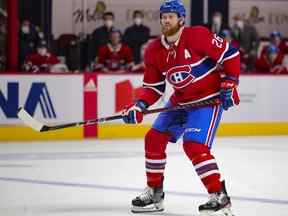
[131,202,164,213]
[199,207,234,216]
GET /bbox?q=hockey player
[122,0,240,215]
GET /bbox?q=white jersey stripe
[146,168,165,173]
[199,170,220,179]
[221,51,240,63]
[162,57,209,77]
[146,158,166,163]
[207,105,220,146]
[192,65,218,83]
[217,41,229,63]
[194,159,217,169]
[205,105,217,145]
[178,92,219,105]
[143,81,166,86]
[143,86,164,96]
[189,56,209,67]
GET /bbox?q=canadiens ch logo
[166,65,195,89]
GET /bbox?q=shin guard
[183,141,222,193]
[145,129,170,188]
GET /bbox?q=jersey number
[212,34,224,48]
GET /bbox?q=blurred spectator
[255,44,288,74]
[123,10,150,64]
[261,30,288,56]
[23,41,61,73]
[231,14,259,71]
[56,34,81,71]
[206,12,229,37]
[221,29,239,48]
[130,41,149,72]
[94,29,133,72]
[221,29,247,72]
[66,38,81,71]
[19,20,41,68]
[90,11,116,62]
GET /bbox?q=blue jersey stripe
[222,44,238,60]
[143,83,166,94]
[190,58,216,78]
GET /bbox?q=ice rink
[0,136,287,216]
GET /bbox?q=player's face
[160,12,181,37]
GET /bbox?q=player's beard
[161,22,182,37]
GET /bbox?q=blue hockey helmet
[270,30,282,39]
[160,0,186,18]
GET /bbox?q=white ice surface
[0,136,287,216]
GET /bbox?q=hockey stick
[17,97,220,132]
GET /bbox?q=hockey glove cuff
[122,100,148,124]
[220,78,240,110]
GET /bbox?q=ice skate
[131,186,164,213]
[199,181,234,216]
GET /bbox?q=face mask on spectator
[38,48,48,56]
[236,20,244,29]
[104,20,113,28]
[38,32,44,39]
[134,18,143,26]
[212,16,222,26]
[22,26,30,34]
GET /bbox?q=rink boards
[1,73,288,141]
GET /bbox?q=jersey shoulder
[143,38,162,61]
[145,38,162,53]
[184,25,211,38]
[183,26,214,52]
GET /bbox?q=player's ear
[179,17,185,26]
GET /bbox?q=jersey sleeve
[96,45,107,64]
[124,45,133,64]
[49,54,60,65]
[192,26,240,81]
[137,42,166,106]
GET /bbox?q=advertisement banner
[97,74,288,124]
[222,75,288,123]
[229,0,288,37]
[52,0,191,38]
[97,74,174,124]
[0,75,83,125]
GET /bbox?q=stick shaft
[144,98,220,115]
[42,97,219,131]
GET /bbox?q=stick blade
[17,107,45,132]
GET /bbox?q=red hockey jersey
[25,53,60,72]
[97,43,133,71]
[139,26,240,106]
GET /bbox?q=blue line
[0,177,287,206]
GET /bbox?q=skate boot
[131,186,164,213]
[199,181,234,216]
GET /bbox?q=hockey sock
[145,128,170,188]
[183,141,222,193]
